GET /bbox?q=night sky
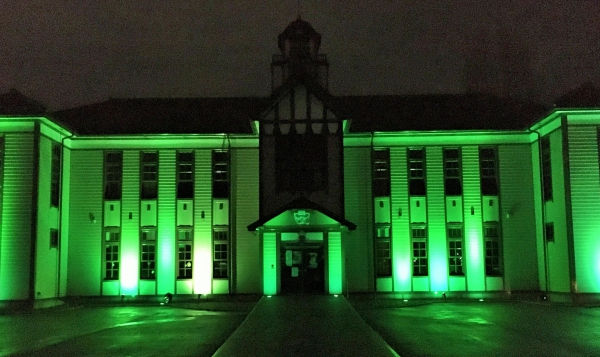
[1,0,599,110]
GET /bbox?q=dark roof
[554,82,600,108]
[49,92,549,135]
[51,97,270,135]
[247,196,357,231]
[278,17,321,53]
[0,89,46,115]
[335,93,548,132]
[265,74,348,120]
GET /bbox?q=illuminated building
[1,19,600,307]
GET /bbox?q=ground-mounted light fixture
[162,293,173,305]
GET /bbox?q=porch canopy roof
[247,196,357,231]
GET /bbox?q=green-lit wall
[0,133,34,300]
[425,147,446,291]
[34,135,60,299]
[67,150,103,296]
[567,125,600,293]
[463,146,484,291]
[157,150,175,294]
[59,146,70,297]
[120,151,139,295]
[343,146,373,292]
[193,150,213,295]
[390,147,411,291]
[544,129,571,293]
[499,144,538,291]
[232,148,260,293]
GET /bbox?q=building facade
[1,19,600,307]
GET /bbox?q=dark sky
[1,0,599,110]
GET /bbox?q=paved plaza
[1,295,600,356]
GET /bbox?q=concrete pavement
[212,295,400,357]
[3,295,600,356]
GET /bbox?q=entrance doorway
[280,245,325,294]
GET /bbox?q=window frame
[447,225,464,276]
[408,148,426,196]
[443,148,462,196]
[411,225,428,276]
[104,151,123,200]
[103,227,120,281]
[373,148,391,197]
[479,147,499,195]
[541,137,552,202]
[50,143,61,207]
[140,151,158,199]
[375,225,392,277]
[484,223,502,276]
[177,227,193,279]
[213,229,229,279]
[212,150,230,199]
[176,151,194,199]
[140,228,156,280]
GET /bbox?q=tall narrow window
[177,228,193,279]
[479,147,498,195]
[103,228,120,280]
[213,229,229,279]
[177,151,194,199]
[375,225,392,277]
[140,229,156,280]
[51,143,61,207]
[212,150,229,198]
[544,222,555,243]
[104,152,123,200]
[484,224,502,276]
[447,226,464,276]
[443,148,462,195]
[373,149,390,197]
[50,229,59,249]
[408,148,426,196]
[541,137,552,201]
[141,152,158,199]
[411,226,428,276]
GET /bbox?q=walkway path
[212,295,399,357]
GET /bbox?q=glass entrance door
[280,245,324,294]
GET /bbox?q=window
[408,148,426,196]
[103,229,120,280]
[374,225,391,277]
[411,226,428,276]
[544,222,555,243]
[177,151,194,199]
[104,152,123,200]
[213,229,229,279]
[447,226,464,276]
[541,137,552,201]
[140,229,156,280]
[141,152,158,199]
[212,150,229,199]
[373,149,390,197]
[484,223,502,276]
[50,229,59,249]
[51,143,61,207]
[443,148,462,195]
[177,228,193,279]
[479,147,498,195]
